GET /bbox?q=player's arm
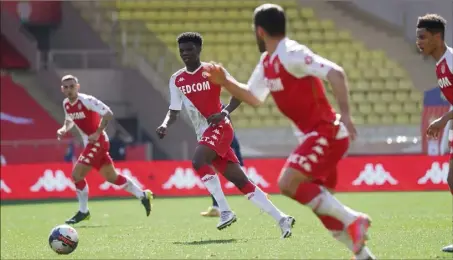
[161,109,180,128]
[285,46,351,117]
[221,69,243,114]
[86,96,114,134]
[57,102,75,140]
[61,119,74,132]
[441,109,453,121]
[157,76,183,138]
[207,58,268,108]
[223,96,242,114]
[282,45,357,137]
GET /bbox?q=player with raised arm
[156,32,295,237]
[205,4,375,259]
[57,75,153,224]
[415,14,453,253]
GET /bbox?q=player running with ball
[156,32,295,238]
[205,4,375,259]
[415,13,453,254]
[57,75,153,224]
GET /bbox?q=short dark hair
[177,32,203,47]
[254,4,286,36]
[417,13,446,39]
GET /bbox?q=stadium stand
[0,35,29,69]
[76,0,422,128]
[1,73,60,141]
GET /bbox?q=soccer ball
[48,224,79,254]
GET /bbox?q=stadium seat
[86,0,421,127]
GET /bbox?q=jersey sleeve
[247,54,270,102]
[168,75,183,110]
[448,48,453,73]
[281,44,342,80]
[62,101,72,122]
[83,95,111,116]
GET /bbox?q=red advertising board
[0,156,449,201]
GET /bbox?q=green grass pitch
[1,192,451,259]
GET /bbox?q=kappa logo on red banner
[163,167,205,190]
[0,156,449,201]
[30,169,75,192]
[352,163,398,186]
[0,179,11,193]
[418,162,448,185]
[225,167,270,189]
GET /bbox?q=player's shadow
[76,224,108,229]
[173,239,237,245]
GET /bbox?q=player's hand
[427,117,448,139]
[207,112,227,126]
[204,62,227,85]
[340,114,357,141]
[156,125,167,139]
[57,128,67,141]
[88,131,101,144]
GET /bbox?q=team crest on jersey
[304,55,313,65]
[202,71,209,78]
[66,105,69,110]
[264,61,269,67]
[441,64,446,74]
[78,103,82,110]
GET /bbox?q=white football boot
[279,216,296,238]
[217,211,237,230]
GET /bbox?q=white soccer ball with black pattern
[48,224,79,254]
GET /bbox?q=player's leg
[192,144,233,225]
[200,195,220,217]
[441,158,453,253]
[65,162,92,224]
[316,169,374,259]
[217,158,294,237]
[98,163,153,216]
[447,158,453,195]
[201,132,242,217]
[278,136,374,258]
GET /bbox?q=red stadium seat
[1,74,60,140]
[0,35,29,69]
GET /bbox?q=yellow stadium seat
[410,114,421,124]
[374,103,387,114]
[300,8,315,19]
[388,103,402,114]
[366,114,380,125]
[381,114,394,125]
[87,0,418,128]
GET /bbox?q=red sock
[293,182,322,205]
[74,179,87,190]
[239,181,256,195]
[195,165,212,178]
[114,175,127,185]
[317,215,344,231]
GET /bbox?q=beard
[255,34,266,53]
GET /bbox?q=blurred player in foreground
[415,13,453,253]
[205,4,375,259]
[57,75,153,224]
[156,32,295,237]
[201,104,245,217]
